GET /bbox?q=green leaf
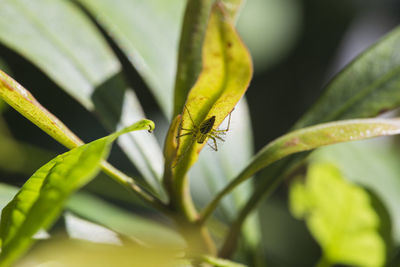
[203,118,400,222]
[173,0,246,117]
[0,119,153,267]
[0,0,164,194]
[173,0,215,116]
[66,192,183,247]
[76,0,185,116]
[294,26,400,129]
[311,138,400,244]
[171,4,253,180]
[0,70,84,149]
[289,162,385,267]
[225,26,400,253]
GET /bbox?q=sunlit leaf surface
[290,162,385,267]
[312,138,400,244]
[171,4,252,179]
[0,120,154,267]
[0,0,164,193]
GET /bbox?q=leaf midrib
[323,64,400,123]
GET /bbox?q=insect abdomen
[199,116,215,134]
[197,134,208,144]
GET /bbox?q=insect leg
[208,136,218,151]
[176,132,193,138]
[226,111,232,132]
[214,134,225,142]
[184,105,195,125]
[214,111,232,133]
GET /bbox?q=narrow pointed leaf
[295,26,400,129]
[230,26,400,246]
[203,118,400,221]
[289,162,385,267]
[0,119,154,267]
[0,0,163,194]
[0,69,83,149]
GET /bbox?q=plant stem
[100,161,169,213]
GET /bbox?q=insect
[176,105,232,151]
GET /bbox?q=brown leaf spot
[284,137,300,147]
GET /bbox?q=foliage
[0,0,399,266]
[290,162,385,267]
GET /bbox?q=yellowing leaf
[0,70,83,149]
[290,162,385,267]
[171,4,252,177]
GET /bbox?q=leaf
[76,0,185,116]
[226,26,400,251]
[311,138,400,244]
[66,192,183,247]
[0,69,83,149]
[173,0,215,116]
[173,0,247,117]
[0,0,163,194]
[294,26,400,129]
[202,118,400,222]
[64,212,123,245]
[17,237,186,267]
[171,4,253,180]
[0,119,154,267]
[289,162,385,267]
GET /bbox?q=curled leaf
[171,4,252,179]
